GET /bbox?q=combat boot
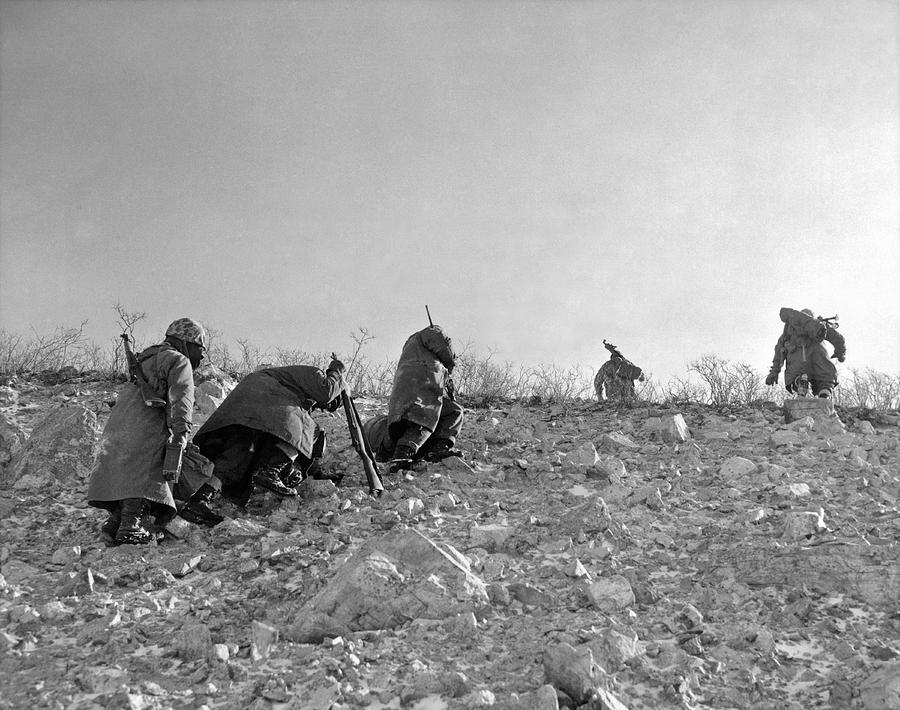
[252,462,298,497]
[99,503,121,545]
[179,484,224,527]
[389,443,418,473]
[115,498,153,545]
[420,439,463,463]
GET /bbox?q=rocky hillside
[0,375,898,710]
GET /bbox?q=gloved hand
[168,429,189,449]
[765,372,778,386]
[327,357,345,376]
[833,352,845,362]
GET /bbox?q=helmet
[165,318,208,348]
[800,308,814,317]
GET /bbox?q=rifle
[603,339,625,360]
[332,353,384,496]
[120,333,166,407]
[818,314,839,329]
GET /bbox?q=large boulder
[4,405,100,488]
[286,528,489,643]
[644,413,691,443]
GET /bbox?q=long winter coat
[387,326,455,432]
[770,307,846,388]
[193,366,342,458]
[87,343,195,517]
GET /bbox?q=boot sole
[253,479,298,497]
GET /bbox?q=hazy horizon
[2,0,898,382]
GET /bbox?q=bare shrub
[0,321,93,374]
[661,375,708,405]
[453,345,530,405]
[634,373,661,403]
[688,355,765,406]
[837,368,900,410]
[529,363,593,402]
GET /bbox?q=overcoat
[87,343,195,516]
[193,366,341,458]
[387,326,455,432]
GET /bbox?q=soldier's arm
[302,367,343,407]
[826,328,846,361]
[160,351,195,439]
[420,327,456,371]
[770,335,785,373]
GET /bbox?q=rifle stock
[336,378,383,495]
[121,333,166,407]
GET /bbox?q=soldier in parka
[192,358,345,506]
[766,307,846,398]
[88,318,214,544]
[594,340,645,402]
[364,325,464,472]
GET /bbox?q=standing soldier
[766,307,845,398]
[594,340,645,402]
[364,323,463,472]
[88,318,211,544]
[192,358,345,506]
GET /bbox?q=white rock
[782,509,826,540]
[719,456,757,481]
[645,414,692,443]
[566,442,600,467]
[583,575,635,612]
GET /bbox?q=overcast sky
[1,0,897,382]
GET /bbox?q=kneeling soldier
[368,324,464,472]
[193,358,344,506]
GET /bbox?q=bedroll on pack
[779,307,826,342]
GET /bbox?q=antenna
[425,305,433,327]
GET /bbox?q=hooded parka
[594,357,644,401]
[387,326,456,433]
[87,343,195,518]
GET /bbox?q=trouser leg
[432,398,464,444]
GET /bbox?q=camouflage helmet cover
[800,308,814,317]
[165,318,208,348]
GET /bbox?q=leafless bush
[529,363,593,402]
[453,345,530,405]
[836,368,900,410]
[661,375,708,405]
[272,347,326,368]
[0,321,93,374]
[688,354,765,406]
[634,373,661,403]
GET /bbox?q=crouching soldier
[367,324,464,473]
[87,318,214,544]
[766,307,846,398]
[192,358,345,506]
[594,340,645,402]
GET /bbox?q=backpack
[779,307,828,345]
